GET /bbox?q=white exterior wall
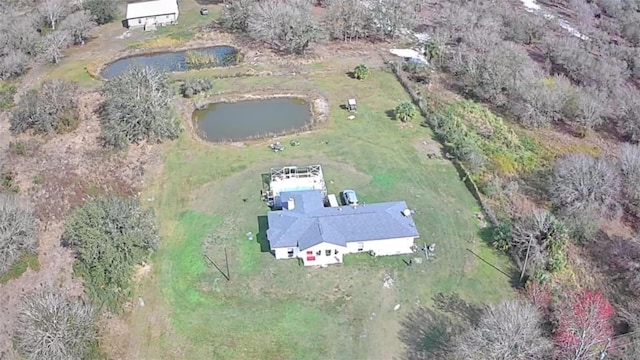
[273,246,299,260]
[345,237,416,256]
[299,243,346,266]
[127,13,178,28]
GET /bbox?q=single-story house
[266,190,420,266]
[125,0,179,29]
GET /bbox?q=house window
[325,249,331,256]
[316,250,321,256]
[166,15,170,19]
[357,243,364,252]
[287,248,294,258]
[138,19,142,24]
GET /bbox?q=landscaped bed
[112,69,515,359]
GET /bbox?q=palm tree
[353,64,370,80]
[395,102,418,122]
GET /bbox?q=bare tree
[60,10,96,45]
[510,209,559,273]
[10,79,79,135]
[368,0,420,40]
[41,30,71,64]
[0,193,37,273]
[620,143,640,214]
[0,51,30,80]
[0,12,42,57]
[616,85,640,142]
[510,74,568,127]
[550,153,621,217]
[220,0,256,32]
[498,4,549,44]
[453,299,552,360]
[323,0,370,41]
[100,66,181,149]
[15,292,96,360]
[40,0,68,30]
[247,0,323,54]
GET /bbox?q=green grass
[44,58,100,87]
[0,80,16,109]
[0,253,40,284]
[129,69,515,359]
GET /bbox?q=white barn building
[267,190,420,266]
[125,0,179,30]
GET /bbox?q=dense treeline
[0,0,118,78]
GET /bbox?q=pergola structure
[263,165,327,207]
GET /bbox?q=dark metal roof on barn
[266,190,419,251]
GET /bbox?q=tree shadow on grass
[345,71,356,79]
[399,306,458,360]
[385,109,396,120]
[433,292,485,326]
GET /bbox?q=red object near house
[306,251,313,254]
[306,256,316,261]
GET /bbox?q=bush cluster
[10,79,80,135]
[0,193,37,274]
[180,78,213,98]
[100,66,181,149]
[63,196,159,310]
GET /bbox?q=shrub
[617,86,640,142]
[550,153,621,217]
[1,171,20,193]
[100,66,181,149]
[15,291,96,360]
[63,196,159,310]
[395,101,418,122]
[180,78,213,98]
[619,143,640,214]
[83,0,118,25]
[0,51,30,80]
[10,79,79,135]
[0,193,37,274]
[454,299,552,359]
[510,210,567,274]
[353,63,370,80]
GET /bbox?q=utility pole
[520,235,534,282]
[224,246,230,281]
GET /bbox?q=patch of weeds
[435,100,544,177]
[0,253,39,283]
[130,36,184,49]
[1,171,19,193]
[85,184,102,198]
[0,80,16,109]
[32,174,45,185]
[9,141,27,155]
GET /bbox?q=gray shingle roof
[267,190,420,250]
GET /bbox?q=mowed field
[107,69,515,359]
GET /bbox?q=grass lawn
[118,68,515,359]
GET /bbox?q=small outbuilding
[125,0,179,29]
